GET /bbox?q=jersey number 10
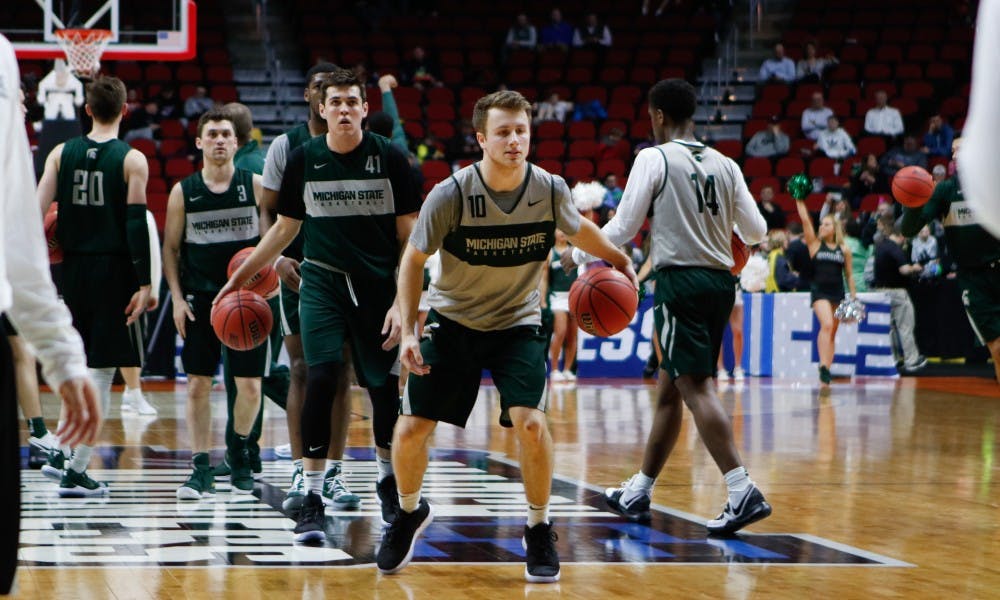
[689,173,719,216]
[72,169,105,206]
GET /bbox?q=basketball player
[958,0,1000,239]
[219,68,420,538]
[563,79,770,535]
[37,75,152,497]
[257,63,361,514]
[379,90,637,583]
[902,138,1000,384]
[162,108,269,498]
[206,101,291,480]
[1,34,102,594]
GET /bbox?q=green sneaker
[41,447,67,482]
[250,450,262,477]
[177,455,216,500]
[321,464,360,510]
[58,468,109,497]
[212,453,232,478]
[819,365,832,385]
[282,464,305,512]
[230,449,254,494]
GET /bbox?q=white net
[53,29,113,78]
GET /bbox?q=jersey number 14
[689,173,719,216]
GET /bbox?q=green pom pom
[787,173,812,200]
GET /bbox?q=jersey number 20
[72,169,105,206]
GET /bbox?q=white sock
[398,489,420,513]
[293,458,303,472]
[724,466,752,505]
[527,504,550,527]
[630,472,656,491]
[69,446,92,472]
[324,459,341,476]
[376,455,393,482]
[304,470,324,495]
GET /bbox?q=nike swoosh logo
[314,163,328,169]
[308,445,323,452]
[190,196,202,201]
[527,197,543,206]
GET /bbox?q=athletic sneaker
[901,356,928,374]
[282,464,306,512]
[376,499,433,574]
[212,454,231,479]
[230,449,255,494]
[41,447,68,482]
[733,366,746,381]
[604,478,652,522]
[706,485,772,536]
[177,465,216,500]
[274,443,292,460]
[58,468,110,497]
[293,491,326,543]
[561,370,577,382]
[819,365,832,385]
[550,370,566,382]
[28,432,59,470]
[376,474,400,525]
[522,522,560,583]
[321,465,360,509]
[121,388,157,416]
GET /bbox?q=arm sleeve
[732,162,768,245]
[0,38,88,389]
[126,204,152,285]
[388,144,421,215]
[261,134,289,191]
[408,180,460,254]
[380,91,408,150]
[276,145,307,220]
[901,182,946,237]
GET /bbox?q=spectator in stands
[125,88,142,116]
[864,90,904,140]
[351,62,380,87]
[573,13,612,49]
[505,13,537,52]
[539,8,574,51]
[873,226,927,373]
[600,173,624,222]
[401,46,440,90]
[154,85,182,121]
[597,127,631,162]
[123,100,159,143]
[880,135,928,180]
[764,230,801,292]
[534,91,573,122]
[922,115,954,159]
[745,116,789,158]
[446,120,480,164]
[849,153,888,209]
[814,116,856,160]
[801,92,833,141]
[819,191,852,225]
[758,43,795,83]
[796,42,838,83]
[911,224,940,274]
[932,163,947,183]
[415,134,445,163]
[844,218,870,293]
[757,185,786,231]
[784,221,812,290]
[183,86,215,121]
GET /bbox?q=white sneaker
[716,368,730,380]
[551,370,566,382]
[274,443,292,460]
[122,388,157,416]
[733,367,745,381]
[561,370,577,382]
[29,431,59,453]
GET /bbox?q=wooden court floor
[9,375,1000,599]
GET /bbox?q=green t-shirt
[234,140,266,175]
[55,137,131,256]
[901,177,1000,270]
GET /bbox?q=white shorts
[550,291,570,313]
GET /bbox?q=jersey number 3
[689,173,719,216]
[72,169,105,206]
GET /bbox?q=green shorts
[653,267,735,379]
[181,292,270,378]
[299,261,398,387]
[401,311,549,429]
[61,254,142,368]
[959,265,1000,344]
[278,280,300,337]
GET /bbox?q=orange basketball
[891,165,935,208]
[44,203,62,264]
[227,246,279,299]
[731,232,749,275]
[568,267,638,337]
[210,290,273,351]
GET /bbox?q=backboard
[6,0,196,61]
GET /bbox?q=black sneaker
[706,486,772,536]
[376,499,433,574]
[376,474,400,525]
[230,449,254,494]
[212,453,231,479]
[522,522,560,583]
[604,484,652,522]
[294,491,326,543]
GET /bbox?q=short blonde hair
[472,90,532,134]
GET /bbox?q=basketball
[568,267,638,337]
[227,246,279,299]
[44,203,62,264]
[891,166,935,208]
[731,232,749,275]
[210,290,273,351]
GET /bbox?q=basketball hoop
[53,29,113,78]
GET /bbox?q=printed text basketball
[891,165,935,208]
[227,246,279,299]
[568,267,638,337]
[44,203,62,264]
[211,290,273,351]
[731,232,749,275]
